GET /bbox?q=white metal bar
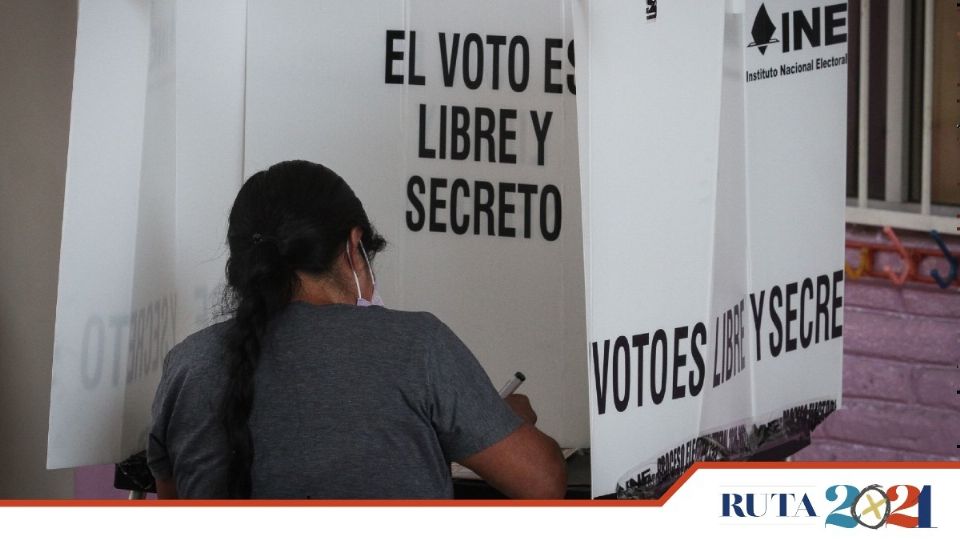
[885,0,906,203]
[857,0,870,208]
[920,0,933,216]
[846,206,960,232]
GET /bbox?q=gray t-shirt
[147,302,522,499]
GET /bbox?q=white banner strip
[4,465,959,539]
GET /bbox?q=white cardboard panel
[243,0,589,448]
[576,0,845,497]
[48,0,247,468]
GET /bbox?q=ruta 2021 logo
[722,484,933,529]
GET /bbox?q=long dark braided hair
[221,160,386,498]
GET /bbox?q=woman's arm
[457,394,567,499]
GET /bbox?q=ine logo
[747,2,848,55]
[646,0,658,21]
[748,4,779,54]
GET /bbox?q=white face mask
[347,240,384,307]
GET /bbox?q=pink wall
[795,225,960,462]
[74,465,125,500]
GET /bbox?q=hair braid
[219,160,386,498]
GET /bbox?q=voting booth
[48,0,846,498]
[576,0,847,497]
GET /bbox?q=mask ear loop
[359,241,376,287]
[346,240,363,301]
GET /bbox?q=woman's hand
[503,394,537,425]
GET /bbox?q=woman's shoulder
[369,307,444,330]
[284,302,445,335]
[161,320,232,378]
[367,309,472,356]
